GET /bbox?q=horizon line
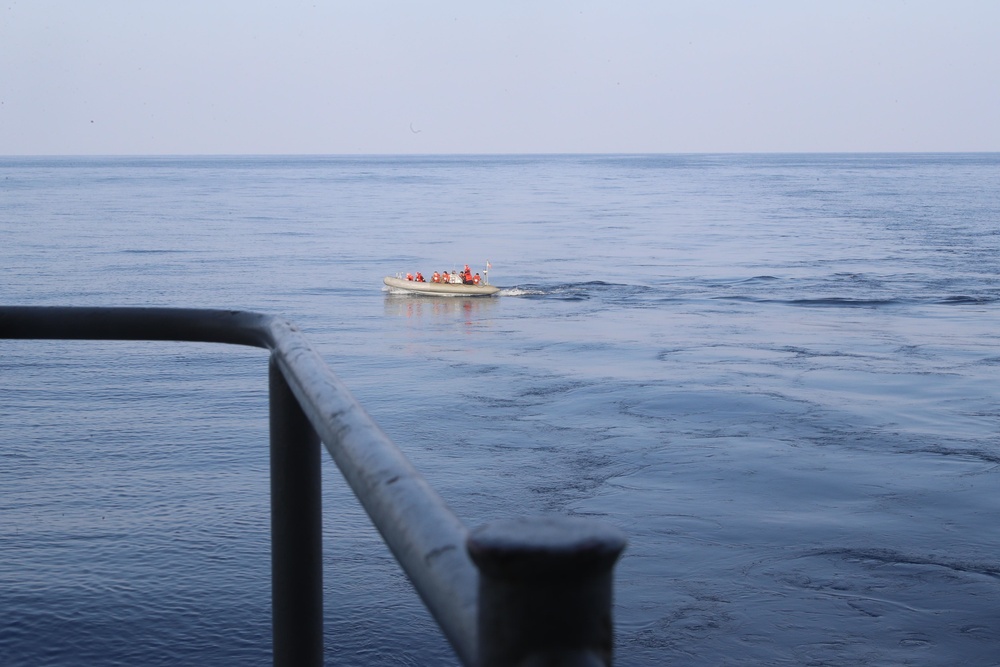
[3,150,1000,159]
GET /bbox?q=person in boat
[432,271,440,283]
[415,272,425,282]
[442,271,450,284]
[406,272,414,281]
[473,272,481,285]
[462,265,473,284]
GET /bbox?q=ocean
[2,153,999,665]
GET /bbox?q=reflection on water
[383,293,499,321]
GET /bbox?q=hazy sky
[2,1,998,155]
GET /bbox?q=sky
[2,1,998,155]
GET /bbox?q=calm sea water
[2,154,1000,666]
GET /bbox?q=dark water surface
[2,154,1000,665]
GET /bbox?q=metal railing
[1,306,626,667]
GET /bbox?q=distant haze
[2,1,998,155]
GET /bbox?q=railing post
[269,356,324,667]
[467,517,627,667]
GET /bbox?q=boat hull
[384,276,500,296]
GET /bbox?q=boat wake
[501,281,653,303]
[499,286,545,297]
